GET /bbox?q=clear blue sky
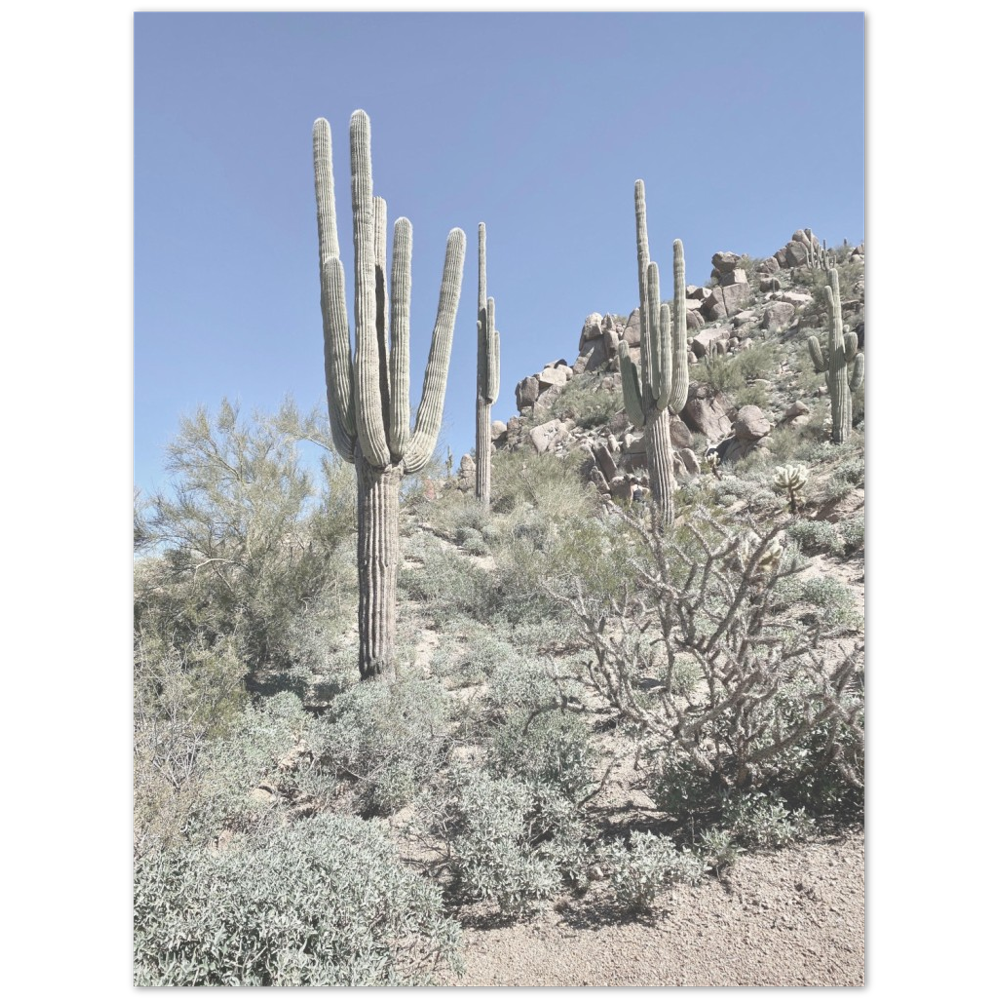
[134,11,863,492]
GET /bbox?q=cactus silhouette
[475,223,500,505]
[618,179,689,526]
[312,110,466,679]
[807,267,864,444]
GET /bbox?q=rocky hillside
[451,229,865,507]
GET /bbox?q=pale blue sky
[134,11,863,491]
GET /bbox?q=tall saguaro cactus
[475,222,500,505]
[807,267,864,444]
[618,179,689,526]
[312,110,466,680]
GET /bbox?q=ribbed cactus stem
[807,267,864,444]
[475,222,500,505]
[619,181,690,526]
[311,110,466,679]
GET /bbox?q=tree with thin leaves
[312,110,466,680]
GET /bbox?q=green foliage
[602,832,706,914]
[136,399,355,676]
[134,814,463,986]
[786,518,845,556]
[540,371,623,430]
[432,772,590,914]
[720,792,816,848]
[698,339,780,396]
[488,709,598,801]
[318,677,452,815]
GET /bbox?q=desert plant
[476,222,501,506]
[546,505,864,814]
[312,111,466,679]
[773,463,809,513]
[134,813,463,986]
[807,268,864,444]
[618,179,689,526]
[602,832,706,914]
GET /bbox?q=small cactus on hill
[807,268,864,444]
[618,179,689,527]
[773,464,809,514]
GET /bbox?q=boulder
[686,309,705,332]
[677,447,700,475]
[691,326,732,358]
[593,442,619,482]
[757,256,780,274]
[711,251,741,273]
[784,240,809,267]
[529,418,570,455]
[589,466,611,495]
[718,268,748,287]
[578,312,603,350]
[573,338,609,374]
[622,308,642,347]
[491,419,507,441]
[720,282,752,315]
[759,275,781,293]
[681,386,733,442]
[777,291,812,308]
[515,375,540,411]
[774,247,789,268]
[732,310,757,329]
[538,364,570,390]
[670,415,693,449]
[761,301,796,332]
[687,285,711,300]
[734,405,771,442]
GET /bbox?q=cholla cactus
[618,180,689,527]
[475,223,500,506]
[808,268,864,444]
[312,111,466,679]
[773,463,809,513]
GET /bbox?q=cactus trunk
[355,450,402,681]
[476,397,491,503]
[645,407,674,526]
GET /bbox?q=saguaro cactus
[312,110,466,679]
[807,267,864,444]
[475,223,500,505]
[618,180,689,526]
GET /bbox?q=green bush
[786,517,845,556]
[488,708,598,801]
[427,772,590,914]
[134,814,463,986]
[602,832,706,914]
[318,677,452,815]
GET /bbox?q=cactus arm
[634,180,650,314]
[667,239,689,414]
[312,118,340,266]
[350,110,391,467]
[644,261,661,400]
[486,297,500,404]
[850,353,865,392]
[844,330,858,361]
[807,335,828,373]
[619,342,647,427]
[320,257,356,461]
[387,217,412,459]
[373,195,392,441]
[403,227,466,474]
[654,301,673,413]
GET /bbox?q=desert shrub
[547,506,864,829]
[840,514,865,553]
[456,524,490,555]
[734,382,770,409]
[602,832,706,914]
[486,656,562,715]
[133,814,462,986]
[542,371,623,430]
[719,792,815,848]
[786,517,845,556]
[425,772,590,914]
[317,678,452,815]
[488,708,598,801]
[428,619,520,689]
[398,544,497,625]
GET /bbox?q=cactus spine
[313,111,466,679]
[807,267,864,444]
[618,180,689,526]
[475,223,500,505]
